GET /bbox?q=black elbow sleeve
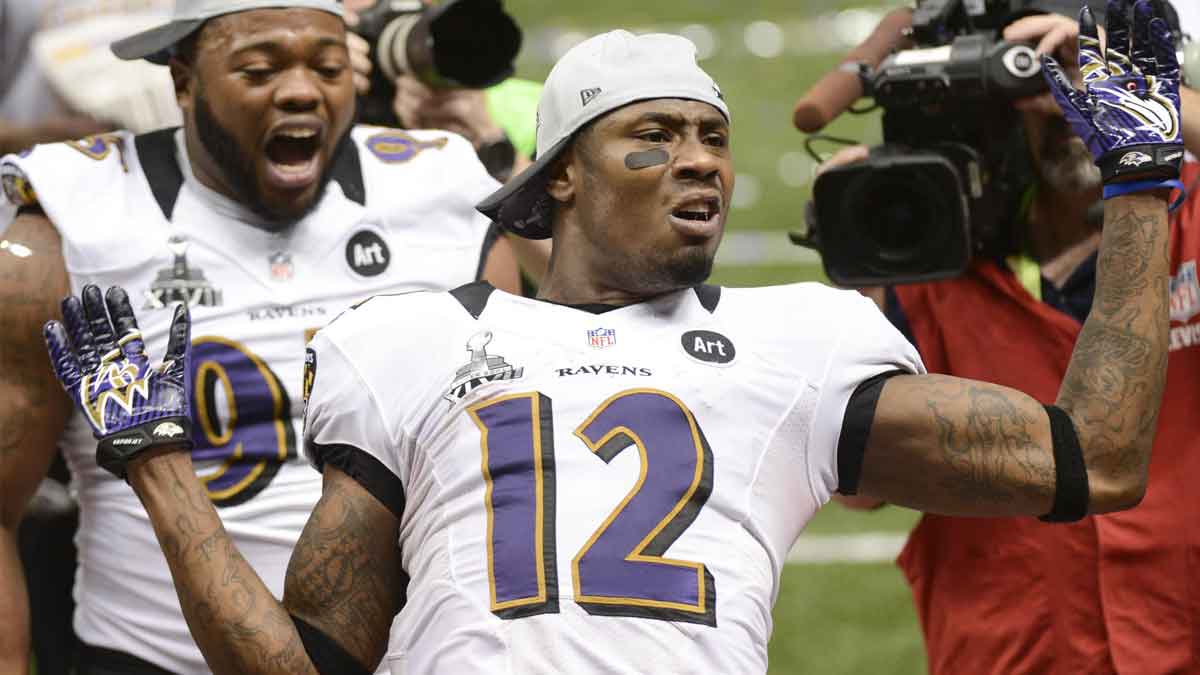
[1038,405,1089,523]
[291,614,373,675]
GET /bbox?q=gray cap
[476,30,730,240]
[111,0,343,65]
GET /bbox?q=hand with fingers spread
[43,284,193,479]
[1042,0,1184,193]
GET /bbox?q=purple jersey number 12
[469,388,716,626]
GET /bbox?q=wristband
[1103,178,1187,212]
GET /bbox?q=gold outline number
[474,388,715,625]
[571,389,712,620]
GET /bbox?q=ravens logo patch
[302,347,317,409]
[1,164,38,207]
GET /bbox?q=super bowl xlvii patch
[0,163,38,207]
[1170,260,1200,323]
[444,331,523,403]
[143,235,223,309]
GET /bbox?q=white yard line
[786,533,908,565]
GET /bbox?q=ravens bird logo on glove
[43,284,193,479]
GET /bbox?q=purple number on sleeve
[572,389,716,625]
[473,388,715,626]
[468,393,559,619]
[190,337,297,507]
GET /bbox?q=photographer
[813,2,1200,673]
[343,0,550,282]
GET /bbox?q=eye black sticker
[625,149,670,170]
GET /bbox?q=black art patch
[681,330,735,365]
[346,230,390,277]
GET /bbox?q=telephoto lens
[354,0,522,126]
[357,0,521,89]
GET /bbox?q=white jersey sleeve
[807,291,924,503]
[303,324,407,520]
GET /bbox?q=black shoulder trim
[330,135,365,205]
[694,284,721,313]
[450,280,496,319]
[134,128,184,221]
[475,221,503,281]
[836,369,908,496]
[291,614,372,675]
[310,442,406,520]
[15,205,46,218]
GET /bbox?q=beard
[1036,119,1102,194]
[614,244,716,295]
[193,87,347,229]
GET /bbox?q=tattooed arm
[857,191,1169,516]
[0,212,72,675]
[127,451,403,674]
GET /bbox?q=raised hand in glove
[1042,0,1184,198]
[43,284,192,479]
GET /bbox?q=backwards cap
[476,30,730,239]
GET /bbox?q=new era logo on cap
[580,87,602,106]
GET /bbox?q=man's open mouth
[263,126,323,190]
[672,197,721,222]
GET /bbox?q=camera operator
[814,2,1200,673]
[343,0,550,282]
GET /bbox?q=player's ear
[168,56,196,110]
[545,145,578,206]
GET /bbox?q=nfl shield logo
[1170,260,1200,323]
[269,252,294,282]
[588,327,616,349]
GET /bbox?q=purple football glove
[1042,0,1183,185]
[44,284,193,479]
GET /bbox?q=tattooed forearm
[859,193,1169,517]
[129,453,400,674]
[130,452,319,675]
[283,473,405,668]
[1056,193,1171,508]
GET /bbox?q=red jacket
[893,165,1200,675]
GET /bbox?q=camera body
[353,0,522,127]
[804,0,1048,287]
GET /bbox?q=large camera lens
[811,152,971,287]
[857,177,938,266]
[376,0,521,89]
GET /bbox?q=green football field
[500,1,929,672]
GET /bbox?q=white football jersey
[304,282,924,674]
[0,125,499,673]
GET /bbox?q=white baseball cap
[477,30,730,240]
[112,0,343,65]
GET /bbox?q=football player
[0,0,521,673]
[41,6,1183,673]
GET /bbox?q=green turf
[769,563,926,675]
[806,501,922,536]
